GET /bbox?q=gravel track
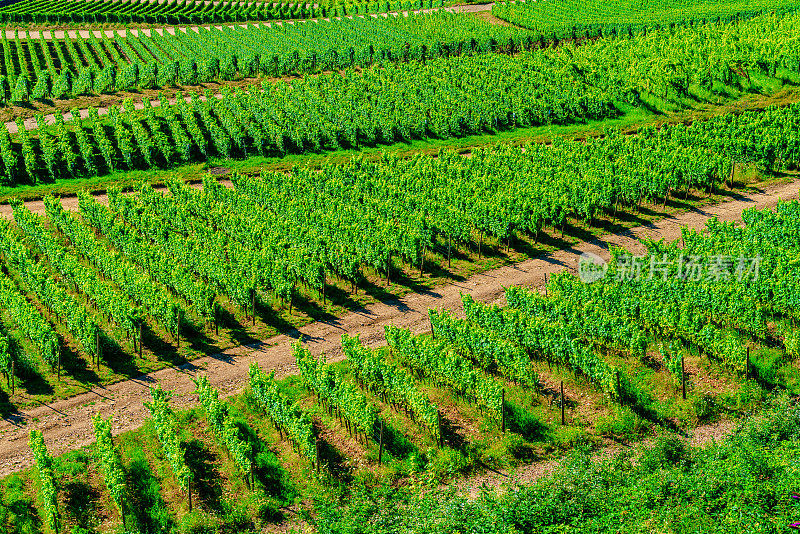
[4,93,221,134]
[0,178,796,477]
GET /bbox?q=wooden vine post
[378,420,384,466]
[10,360,14,395]
[95,329,101,369]
[138,322,143,359]
[315,438,321,474]
[215,305,219,335]
[560,381,565,426]
[745,346,750,380]
[729,157,735,189]
[251,289,256,326]
[501,389,506,433]
[447,235,452,268]
[681,354,686,400]
[188,479,192,512]
[176,311,182,349]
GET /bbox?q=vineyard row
[0,0,445,25]
[0,102,797,381]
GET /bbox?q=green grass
[308,393,800,534]
[1,323,789,533]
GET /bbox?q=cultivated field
[1,1,800,533]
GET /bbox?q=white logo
[578,252,608,283]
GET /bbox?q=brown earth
[0,178,214,218]
[0,177,796,476]
[4,92,223,134]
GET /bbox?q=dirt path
[0,179,796,476]
[4,3,494,39]
[0,179,214,218]
[4,92,221,134]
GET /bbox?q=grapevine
[144,386,193,503]
[342,334,440,441]
[294,343,377,441]
[92,413,127,524]
[249,363,317,465]
[194,374,253,483]
[28,430,59,534]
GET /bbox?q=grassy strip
[0,336,775,533]
[310,393,799,534]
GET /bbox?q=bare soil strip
[4,92,221,134]
[0,178,797,476]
